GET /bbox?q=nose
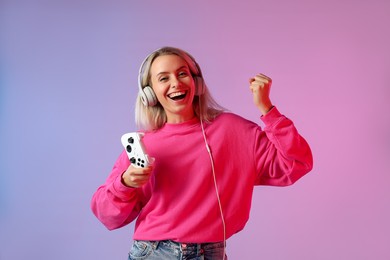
[171,75,180,88]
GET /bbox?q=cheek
[187,77,196,90]
[153,86,172,106]
[151,83,166,97]
[154,90,166,104]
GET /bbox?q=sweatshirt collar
[160,116,201,132]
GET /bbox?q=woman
[91,46,313,260]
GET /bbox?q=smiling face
[149,54,196,123]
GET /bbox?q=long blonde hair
[135,46,225,131]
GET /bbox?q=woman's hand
[121,164,154,188]
[249,73,273,115]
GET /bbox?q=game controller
[121,132,153,168]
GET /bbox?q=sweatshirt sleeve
[254,106,313,186]
[90,151,150,230]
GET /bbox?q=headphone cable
[199,99,226,260]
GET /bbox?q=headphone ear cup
[194,76,205,96]
[141,86,158,106]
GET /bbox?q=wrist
[259,103,274,116]
[121,171,136,188]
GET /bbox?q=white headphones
[138,48,206,107]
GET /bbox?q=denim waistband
[150,240,224,250]
[148,240,225,257]
[131,240,226,259]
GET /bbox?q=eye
[178,71,189,77]
[159,76,168,82]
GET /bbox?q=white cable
[200,115,226,260]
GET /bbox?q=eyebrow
[156,66,189,77]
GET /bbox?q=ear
[140,86,158,106]
[194,76,205,96]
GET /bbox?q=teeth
[168,91,186,98]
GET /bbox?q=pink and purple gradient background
[1,1,389,259]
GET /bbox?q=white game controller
[121,132,153,168]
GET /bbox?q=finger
[256,73,272,81]
[253,76,271,85]
[251,79,269,87]
[249,84,263,94]
[250,73,272,82]
[130,174,150,184]
[129,164,153,173]
[250,81,268,91]
[127,171,151,186]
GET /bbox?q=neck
[166,114,196,124]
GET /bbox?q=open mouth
[168,91,187,101]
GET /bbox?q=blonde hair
[135,47,225,131]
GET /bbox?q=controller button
[130,157,136,164]
[128,137,134,144]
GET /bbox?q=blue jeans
[128,240,227,260]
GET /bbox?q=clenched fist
[249,73,273,115]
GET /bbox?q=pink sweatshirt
[91,107,313,243]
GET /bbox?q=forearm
[91,174,142,230]
[257,107,313,185]
[91,152,145,230]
